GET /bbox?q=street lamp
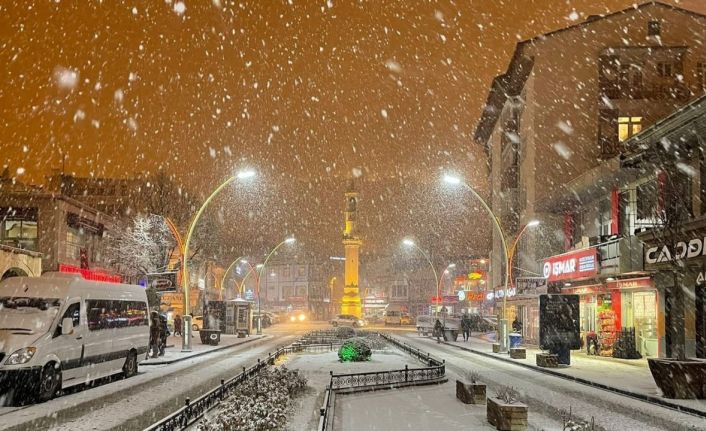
[222,257,257,299]
[181,169,256,351]
[257,237,296,334]
[402,238,439,311]
[439,263,456,297]
[508,220,540,288]
[443,173,512,352]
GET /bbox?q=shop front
[640,222,706,359]
[543,246,660,358]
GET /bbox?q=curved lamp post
[237,262,261,297]
[508,220,540,288]
[181,169,255,351]
[402,238,440,310]
[439,263,456,298]
[443,174,511,352]
[257,237,296,334]
[222,257,256,298]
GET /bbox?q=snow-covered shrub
[362,333,386,350]
[338,337,372,362]
[560,407,595,431]
[335,326,355,339]
[197,366,307,431]
[493,385,520,404]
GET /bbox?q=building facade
[476,2,706,356]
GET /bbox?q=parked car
[191,315,203,331]
[400,312,412,325]
[331,314,365,327]
[383,304,404,325]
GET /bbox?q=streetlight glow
[236,169,256,179]
[402,238,415,247]
[285,237,296,244]
[527,220,540,227]
[443,174,462,185]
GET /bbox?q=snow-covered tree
[104,214,175,280]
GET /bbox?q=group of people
[148,311,170,358]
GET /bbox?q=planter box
[510,348,526,359]
[487,397,528,431]
[536,353,558,368]
[492,343,501,353]
[648,358,706,399]
[456,380,486,404]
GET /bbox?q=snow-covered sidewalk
[438,333,706,414]
[141,333,263,365]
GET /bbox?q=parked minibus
[0,272,150,402]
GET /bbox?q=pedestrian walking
[174,314,182,336]
[461,312,472,342]
[434,318,444,343]
[149,311,161,358]
[158,313,170,356]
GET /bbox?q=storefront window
[632,290,658,357]
[0,207,38,251]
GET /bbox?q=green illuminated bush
[338,337,372,362]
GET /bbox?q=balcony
[596,236,644,275]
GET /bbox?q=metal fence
[142,344,304,431]
[317,333,446,431]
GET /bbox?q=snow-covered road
[0,329,307,431]
[398,333,706,431]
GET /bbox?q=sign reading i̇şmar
[542,248,599,282]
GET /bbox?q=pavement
[140,332,264,365]
[439,332,706,415]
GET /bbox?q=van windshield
[0,297,62,334]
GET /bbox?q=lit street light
[509,220,540,288]
[402,238,439,309]
[443,173,512,352]
[257,237,296,334]
[181,169,256,351]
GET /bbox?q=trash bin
[508,332,522,348]
[200,329,221,346]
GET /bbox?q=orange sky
[1,0,704,258]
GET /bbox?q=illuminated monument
[341,179,362,318]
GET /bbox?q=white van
[0,273,150,402]
[384,304,404,326]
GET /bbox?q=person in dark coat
[461,313,472,342]
[434,318,444,343]
[173,314,182,337]
[158,313,170,356]
[512,316,522,333]
[149,311,161,358]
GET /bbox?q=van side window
[55,302,80,337]
[87,300,148,331]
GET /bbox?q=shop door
[696,284,706,359]
[633,291,658,357]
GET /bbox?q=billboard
[539,294,580,350]
[144,271,178,293]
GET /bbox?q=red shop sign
[59,264,122,283]
[542,248,599,282]
[609,277,652,290]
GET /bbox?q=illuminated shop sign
[542,248,599,282]
[645,237,706,264]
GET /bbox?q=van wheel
[123,350,138,378]
[38,362,61,402]
[192,324,199,332]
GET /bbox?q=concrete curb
[439,340,706,419]
[140,335,265,366]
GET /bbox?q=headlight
[290,316,296,322]
[5,347,37,365]
[298,314,305,321]
[358,320,364,326]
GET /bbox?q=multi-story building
[476,2,706,357]
[0,176,120,281]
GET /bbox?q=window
[697,63,706,91]
[618,117,642,142]
[87,299,148,331]
[648,21,661,37]
[0,207,39,251]
[55,302,80,337]
[636,181,656,221]
[657,62,674,78]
